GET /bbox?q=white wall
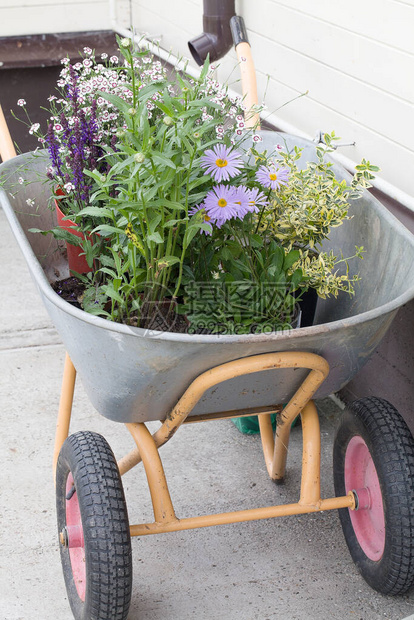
[0,0,112,36]
[129,0,414,197]
[1,0,413,196]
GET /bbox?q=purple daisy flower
[200,144,243,182]
[256,163,289,190]
[247,187,268,213]
[203,185,239,223]
[189,204,213,235]
[233,186,251,218]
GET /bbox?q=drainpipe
[108,0,414,215]
[187,0,235,66]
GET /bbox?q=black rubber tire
[56,431,133,620]
[333,397,414,595]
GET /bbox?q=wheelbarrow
[1,23,414,620]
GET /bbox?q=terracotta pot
[55,192,92,274]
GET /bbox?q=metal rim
[345,435,385,561]
[65,473,86,601]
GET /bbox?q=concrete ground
[1,206,414,620]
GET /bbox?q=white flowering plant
[12,36,377,334]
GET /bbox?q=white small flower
[54,123,63,132]
[18,177,24,185]
[276,144,283,151]
[240,56,247,63]
[26,198,35,207]
[83,46,93,55]
[110,56,119,64]
[83,58,93,68]
[252,134,263,143]
[38,137,45,144]
[101,52,108,60]
[47,95,57,102]
[60,57,70,65]
[17,99,26,107]
[64,182,75,193]
[73,62,82,71]
[29,123,40,135]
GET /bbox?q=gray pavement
[1,205,414,620]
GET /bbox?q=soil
[52,277,85,309]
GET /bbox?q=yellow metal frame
[52,351,355,536]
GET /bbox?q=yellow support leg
[53,353,76,483]
[126,422,177,525]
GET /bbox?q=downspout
[108,0,414,215]
[187,0,235,66]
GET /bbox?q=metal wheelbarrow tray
[2,131,414,618]
[1,137,413,424]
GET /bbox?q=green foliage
[258,133,376,297]
[18,37,377,333]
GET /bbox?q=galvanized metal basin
[1,133,414,423]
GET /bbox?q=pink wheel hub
[65,473,86,601]
[345,435,385,561]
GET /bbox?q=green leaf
[283,249,300,271]
[76,206,113,218]
[157,255,180,268]
[152,153,177,170]
[101,284,124,305]
[188,175,210,191]
[183,225,200,249]
[290,268,303,290]
[147,232,164,244]
[148,214,162,234]
[92,224,125,236]
[98,91,132,115]
[98,267,118,279]
[163,218,184,228]
[29,227,82,246]
[153,198,185,211]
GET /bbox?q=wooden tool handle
[235,41,261,129]
[0,104,17,161]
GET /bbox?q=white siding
[0,1,111,36]
[130,0,414,197]
[0,0,412,195]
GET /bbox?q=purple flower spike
[203,185,239,223]
[256,163,289,190]
[200,143,243,182]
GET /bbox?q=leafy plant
[12,37,377,334]
[256,132,378,297]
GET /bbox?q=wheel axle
[352,487,372,511]
[59,525,84,549]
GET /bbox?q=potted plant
[16,37,378,336]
